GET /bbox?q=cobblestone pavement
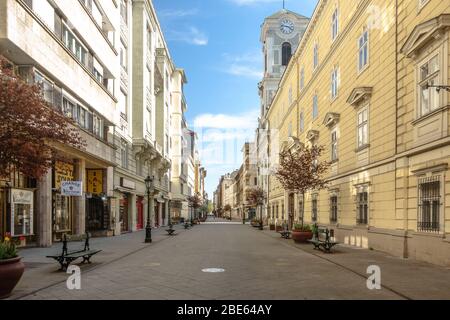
[13,222,450,300]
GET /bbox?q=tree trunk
[301,193,305,228]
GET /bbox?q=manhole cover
[202,268,225,273]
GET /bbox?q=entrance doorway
[154,202,159,227]
[136,197,144,230]
[120,194,129,233]
[288,193,295,230]
[86,196,107,232]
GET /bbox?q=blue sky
[153,0,318,198]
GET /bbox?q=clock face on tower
[280,19,294,35]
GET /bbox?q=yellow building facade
[265,0,450,266]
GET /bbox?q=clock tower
[258,9,309,119]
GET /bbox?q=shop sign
[87,170,103,195]
[10,189,34,236]
[61,181,83,197]
[55,161,74,190]
[120,178,136,190]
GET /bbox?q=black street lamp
[145,175,154,243]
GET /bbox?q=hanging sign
[61,181,83,197]
[87,169,103,195]
[55,161,74,190]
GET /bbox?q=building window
[312,95,319,120]
[418,0,430,10]
[358,29,369,71]
[34,71,54,104]
[119,89,128,120]
[147,23,152,52]
[62,25,87,66]
[418,176,441,233]
[121,140,129,169]
[300,67,305,91]
[331,130,338,161]
[282,42,292,66]
[120,40,127,71]
[313,43,319,70]
[331,8,339,41]
[299,197,304,221]
[330,195,338,223]
[299,111,304,133]
[311,194,318,222]
[357,107,368,148]
[357,188,368,225]
[120,0,128,25]
[331,66,339,99]
[418,54,440,117]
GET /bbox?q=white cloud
[167,27,208,46]
[228,0,280,6]
[159,8,199,18]
[193,109,259,129]
[220,50,263,79]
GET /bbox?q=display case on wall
[10,189,34,237]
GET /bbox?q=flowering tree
[0,56,84,179]
[187,193,203,222]
[275,145,330,227]
[246,187,266,228]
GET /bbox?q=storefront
[136,196,144,230]
[86,169,109,234]
[0,171,36,246]
[119,193,130,233]
[52,161,75,241]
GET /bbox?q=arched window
[282,42,292,66]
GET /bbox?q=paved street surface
[11,219,450,300]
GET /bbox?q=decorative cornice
[401,14,450,58]
[347,87,373,107]
[306,130,319,142]
[322,112,340,128]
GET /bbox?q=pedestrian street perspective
[0,0,450,304]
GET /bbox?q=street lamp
[145,175,154,243]
[258,197,264,231]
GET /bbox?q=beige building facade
[263,0,450,266]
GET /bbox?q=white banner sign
[61,181,83,197]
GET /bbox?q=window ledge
[330,159,339,164]
[355,144,370,153]
[411,105,450,126]
[411,231,444,238]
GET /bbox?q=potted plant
[275,223,283,232]
[0,234,25,299]
[292,223,313,243]
[269,221,275,231]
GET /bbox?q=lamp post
[145,175,154,243]
[242,204,245,225]
[258,197,264,231]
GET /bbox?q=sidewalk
[260,227,450,300]
[8,224,188,300]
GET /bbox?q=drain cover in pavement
[202,268,225,273]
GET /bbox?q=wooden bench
[46,233,101,271]
[308,227,338,253]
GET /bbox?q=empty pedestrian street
[13,221,450,300]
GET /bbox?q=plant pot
[275,226,283,232]
[0,257,25,299]
[269,224,275,231]
[292,230,313,243]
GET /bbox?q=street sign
[61,181,83,197]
